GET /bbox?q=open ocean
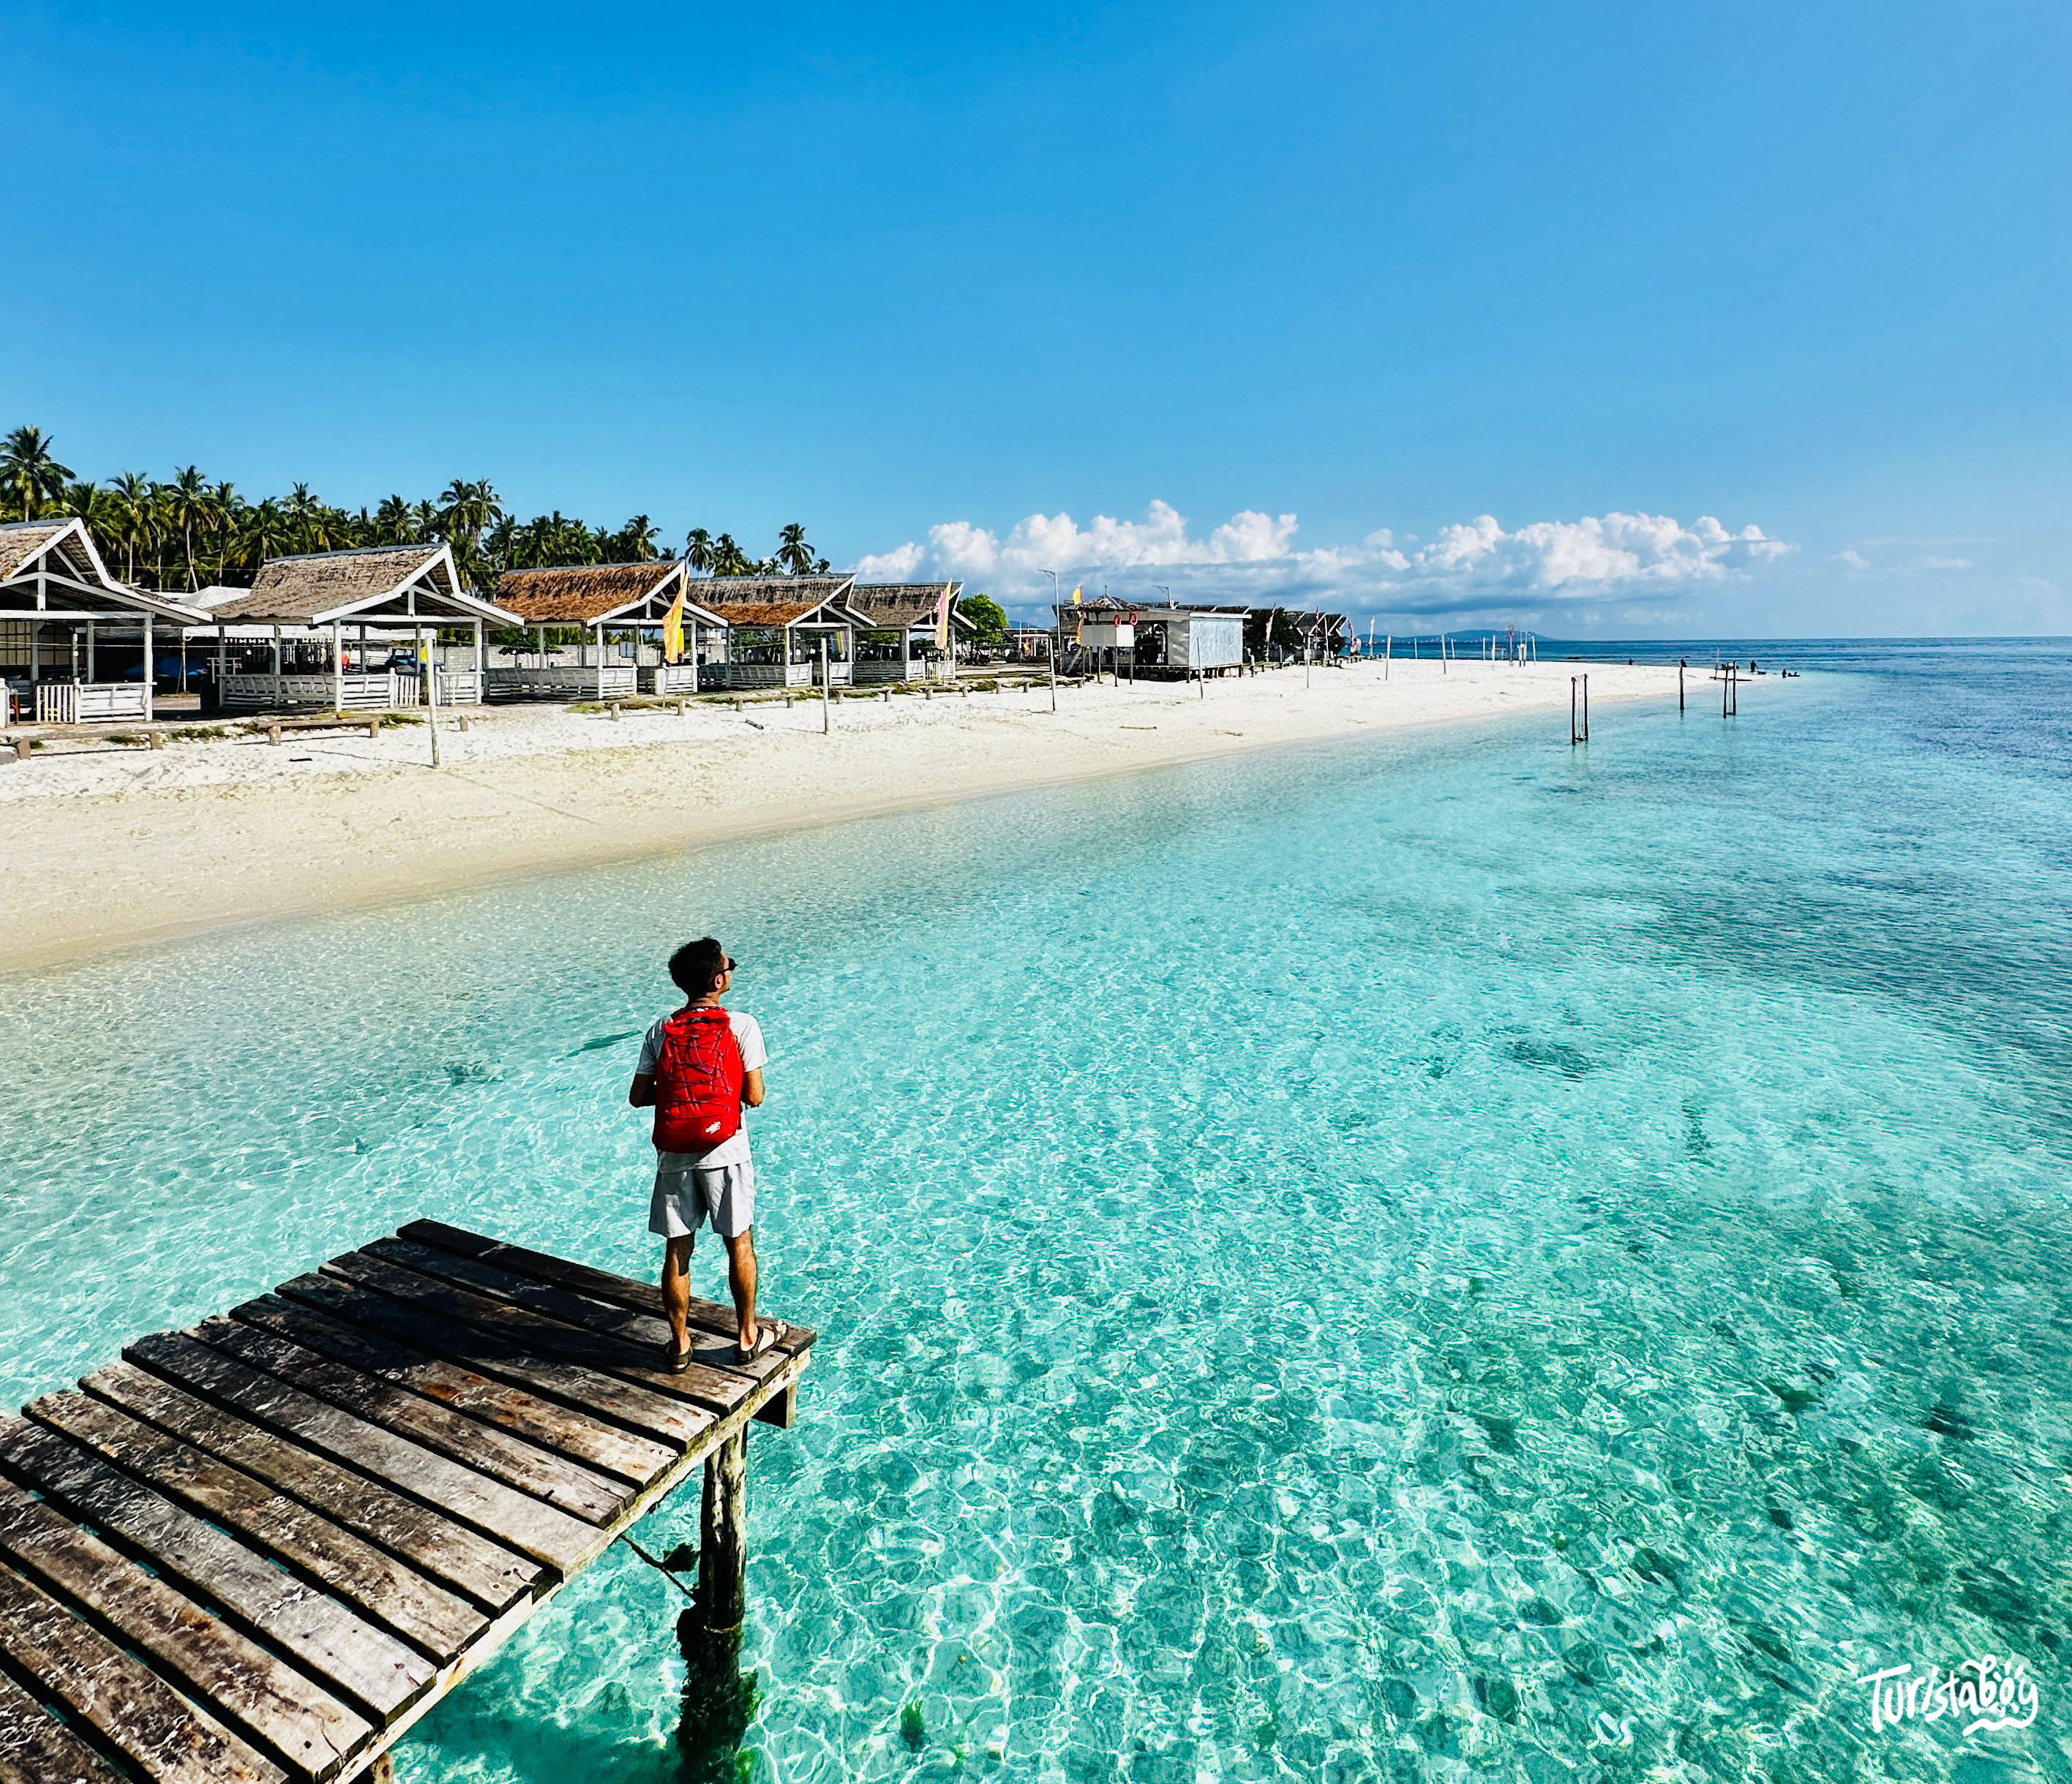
[3,638,2070,1783]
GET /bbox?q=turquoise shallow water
[4,643,2071,1783]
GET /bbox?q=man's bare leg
[721,1228,758,1353]
[662,1234,695,1355]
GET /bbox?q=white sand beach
[5,659,1686,970]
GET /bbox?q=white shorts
[649,1157,754,1241]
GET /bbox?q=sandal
[734,1319,789,1363]
[664,1341,694,1375]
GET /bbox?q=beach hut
[0,519,209,723]
[694,575,870,690]
[845,582,969,683]
[1054,595,1247,679]
[492,562,731,700]
[201,545,518,712]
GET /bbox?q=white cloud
[855,500,1791,618]
[1832,549,1872,571]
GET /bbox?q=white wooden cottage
[200,545,519,710]
[693,575,872,689]
[845,582,969,682]
[0,519,209,723]
[492,561,730,699]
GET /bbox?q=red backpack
[651,1006,746,1155]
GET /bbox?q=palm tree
[241,498,290,574]
[776,523,814,576]
[684,528,714,573]
[164,466,211,590]
[374,494,416,544]
[712,532,753,576]
[437,478,503,552]
[0,425,73,520]
[614,516,660,562]
[208,481,244,584]
[106,472,154,583]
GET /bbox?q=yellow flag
[1072,583,1083,604]
[662,586,686,664]
[936,580,953,650]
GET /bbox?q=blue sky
[8,1,2069,633]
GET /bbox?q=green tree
[106,472,154,583]
[684,527,714,572]
[0,425,72,519]
[776,522,814,576]
[164,465,211,590]
[956,591,1009,648]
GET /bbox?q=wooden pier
[0,1219,814,1783]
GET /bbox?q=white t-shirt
[638,1006,767,1170]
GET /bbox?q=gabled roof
[0,518,210,622]
[211,545,517,627]
[848,582,975,633]
[495,561,727,628]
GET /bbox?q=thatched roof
[211,545,515,626]
[496,562,724,627]
[0,518,209,621]
[720,600,849,628]
[694,573,855,609]
[0,521,70,584]
[847,582,973,632]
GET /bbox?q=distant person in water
[628,938,787,1370]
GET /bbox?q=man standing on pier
[628,938,787,1369]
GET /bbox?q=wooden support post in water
[1679,663,1685,712]
[678,1429,755,1756]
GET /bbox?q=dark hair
[669,938,728,998]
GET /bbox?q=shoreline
[7,660,1686,974]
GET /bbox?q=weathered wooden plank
[274,1271,710,1453]
[124,1331,601,1578]
[397,1219,817,1355]
[83,1361,538,1615]
[230,1293,675,1487]
[0,1560,285,1784]
[0,1418,432,1726]
[372,1236,785,1388]
[192,1317,630,1527]
[26,1392,484,1664]
[0,1666,124,1784]
[324,1249,752,1417]
[0,1478,372,1783]
[386,1227,815,1431]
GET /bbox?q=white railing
[642,663,705,695]
[220,672,399,711]
[34,682,151,725]
[484,665,638,701]
[725,660,854,690]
